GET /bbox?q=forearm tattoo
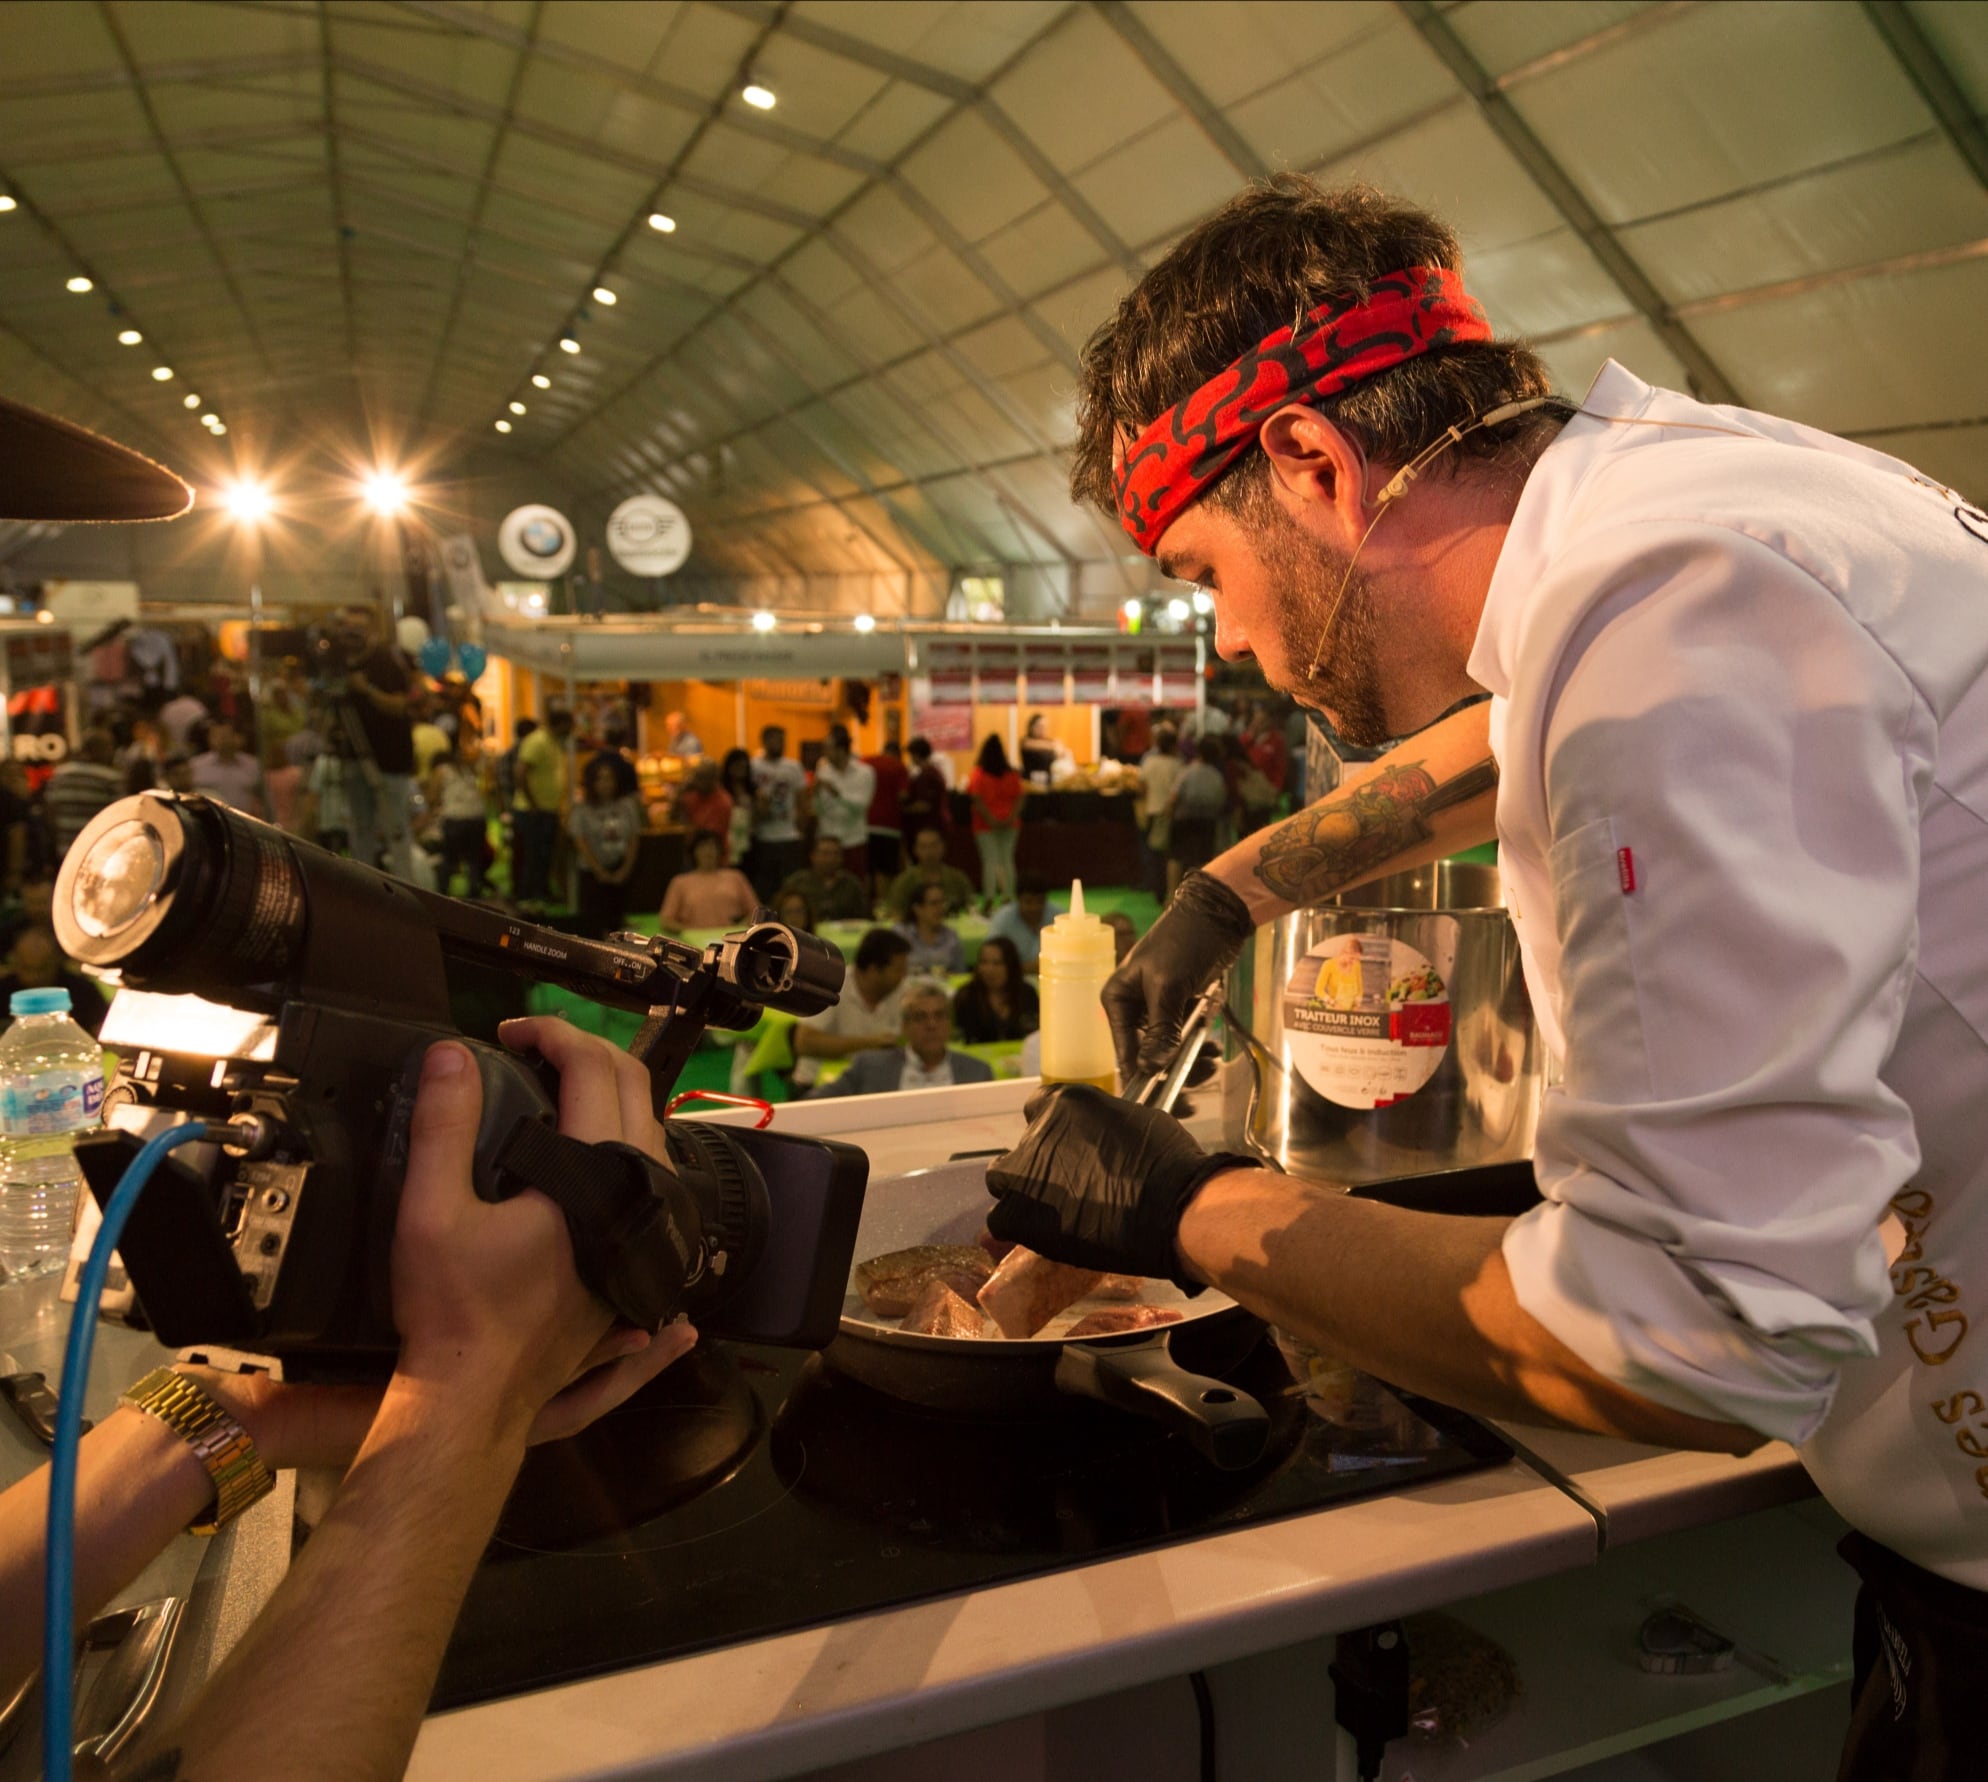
[1254,757,1497,906]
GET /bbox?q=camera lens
[70,817,169,940]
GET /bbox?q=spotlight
[751,610,776,632]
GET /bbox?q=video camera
[52,792,868,1380]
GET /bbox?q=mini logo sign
[605,494,692,577]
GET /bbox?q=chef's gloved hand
[985,1085,1260,1288]
[1102,869,1256,1084]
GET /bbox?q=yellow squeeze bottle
[1037,879,1118,1092]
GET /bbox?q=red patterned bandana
[1111,266,1493,555]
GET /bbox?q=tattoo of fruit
[1255,762,1439,905]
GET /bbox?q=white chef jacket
[1475,361,1988,1586]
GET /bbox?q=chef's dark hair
[1069,176,1559,525]
[855,927,911,973]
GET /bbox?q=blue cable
[43,1121,214,1782]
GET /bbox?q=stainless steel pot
[1222,860,1542,1183]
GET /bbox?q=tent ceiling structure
[0,0,1985,598]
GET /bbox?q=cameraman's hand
[390,1042,664,1438]
[499,1014,667,1158]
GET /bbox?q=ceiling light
[1190,588,1215,615]
[1121,598,1142,620]
[741,84,776,110]
[494,419,512,433]
[508,400,526,415]
[591,286,616,306]
[360,469,408,516]
[1166,597,1191,623]
[209,422,227,436]
[647,212,675,234]
[852,613,876,633]
[751,610,776,632]
[117,329,142,346]
[558,336,580,354]
[183,394,200,409]
[200,413,219,427]
[220,480,272,524]
[0,196,16,214]
[66,275,93,294]
[531,373,550,389]
[151,366,173,381]
[34,610,53,625]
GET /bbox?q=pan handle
[1054,1334,1270,1470]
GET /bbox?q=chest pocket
[1547,816,1654,1103]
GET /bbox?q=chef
[987,175,1988,1777]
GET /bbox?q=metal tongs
[1131,980,1223,1116]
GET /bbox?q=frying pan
[824,1155,1271,1469]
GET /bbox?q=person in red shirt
[864,739,910,899]
[1244,699,1289,793]
[966,733,1026,912]
[669,758,735,861]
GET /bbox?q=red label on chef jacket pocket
[1617,847,1636,894]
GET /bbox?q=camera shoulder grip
[494,1119,703,1330]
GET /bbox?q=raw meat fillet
[900,1279,986,1338]
[1094,1274,1145,1301]
[977,1246,1102,1338]
[977,1227,1015,1265]
[854,1245,993,1318]
[1065,1307,1183,1338]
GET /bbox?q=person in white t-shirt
[792,926,910,1092]
[810,722,876,881]
[747,725,808,900]
[982,176,1988,1775]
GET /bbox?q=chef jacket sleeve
[1500,522,1931,1445]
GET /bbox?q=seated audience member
[658,829,758,932]
[0,1020,696,1772]
[793,927,909,1092]
[884,824,975,919]
[778,833,870,922]
[986,879,1051,973]
[188,718,266,819]
[815,979,994,1096]
[952,936,1040,1044]
[662,709,703,757]
[43,729,124,856]
[669,758,733,855]
[896,879,965,975]
[774,888,816,936]
[0,923,110,1034]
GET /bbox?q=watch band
[120,1367,276,1535]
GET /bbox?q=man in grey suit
[815,979,994,1097]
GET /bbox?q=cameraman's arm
[122,1044,686,1782]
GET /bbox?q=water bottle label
[0,1071,103,1136]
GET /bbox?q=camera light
[751,610,776,632]
[852,613,876,633]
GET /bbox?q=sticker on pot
[1283,933,1453,1109]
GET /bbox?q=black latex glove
[1102,869,1256,1084]
[985,1084,1259,1288]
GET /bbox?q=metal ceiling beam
[408,0,544,432]
[710,0,1143,281]
[1862,1,1988,193]
[0,122,324,168]
[1089,1,1268,180]
[318,4,358,375]
[1396,0,1742,405]
[0,52,321,102]
[1491,2,1701,92]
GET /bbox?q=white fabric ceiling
[1,0,1985,591]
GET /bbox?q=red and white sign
[1071,645,1114,704]
[1024,644,1067,704]
[1158,643,1199,704]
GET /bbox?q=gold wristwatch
[120,1367,276,1535]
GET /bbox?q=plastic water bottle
[0,988,103,1284]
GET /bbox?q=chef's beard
[1252,504,1392,748]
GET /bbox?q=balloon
[418,636,452,677]
[456,643,487,682]
[396,615,431,656]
